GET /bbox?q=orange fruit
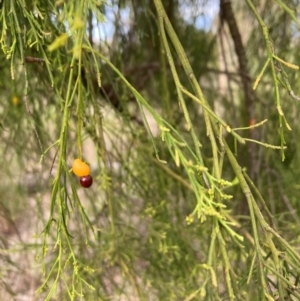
[72,158,90,177]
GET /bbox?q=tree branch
[220,0,258,181]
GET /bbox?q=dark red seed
[80,175,93,188]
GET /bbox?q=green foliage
[1,0,300,300]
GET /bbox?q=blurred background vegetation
[1,0,300,300]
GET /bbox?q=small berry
[80,175,93,188]
[72,158,90,177]
[12,96,19,105]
